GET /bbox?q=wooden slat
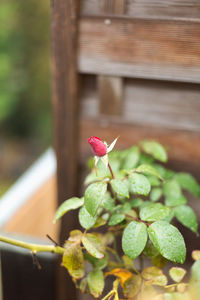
[51,0,80,299]
[78,17,200,83]
[80,118,200,178]
[81,77,200,132]
[81,0,200,20]
[98,75,124,115]
[98,1,125,116]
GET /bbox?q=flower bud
[88,136,107,157]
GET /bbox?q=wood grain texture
[98,76,124,115]
[81,0,200,20]
[80,118,200,178]
[51,0,80,299]
[98,0,125,116]
[78,17,200,83]
[81,76,200,132]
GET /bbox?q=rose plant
[0,137,200,299]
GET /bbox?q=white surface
[0,148,56,227]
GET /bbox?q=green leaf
[140,203,171,222]
[123,275,142,298]
[142,266,168,286]
[189,260,200,297]
[108,214,125,226]
[84,182,107,216]
[54,197,84,223]
[122,146,140,169]
[163,179,181,198]
[143,239,159,258]
[78,206,97,229]
[87,269,104,298]
[152,254,168,268]
[135,164,163,180]
[130,198,144,208]
[163,179,187,206]
[62,242,84,279]
[84,252,108,270]
[122,221,147,259]
[169,267,186,283]
[150,188,163,202]
[141,140,167,162]
[110,178,129,198]
[129,173,151,196]
[147,175,160,187]
[175,172,200,197]
[102,192,115,211]
[148,221,186,264]
[82,233,104,259]
[174,205,198,233]
[165,194,187,207]
[79,278,88,293]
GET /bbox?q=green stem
[0,235,65,255]
[102,290,115,300]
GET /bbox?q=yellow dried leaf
[105,268,132,286]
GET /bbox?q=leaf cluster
[54,140,200,299]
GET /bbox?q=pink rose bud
[88,136,107,157]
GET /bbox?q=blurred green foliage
[0,0,51,143]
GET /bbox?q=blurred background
[0,0,51,196]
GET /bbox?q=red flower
[88,136,107,157]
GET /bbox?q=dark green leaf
[152,254,168,268]
[84,182,107,216]
[122,221,147,259]
[135,164,163,180]
[130,198,144,208]
[129,173,151,196]
[148,221,186,264]
[150,188,163,202]
[123,275,142,298]
[54,197,84,223]
[78,206,97,229]
[84,252,108,270]
[82,233,104,259]
[141,141,167,162]
[87,269,104,298]
[175,172,200,197]
[174,205,198,233]
[143,239,159,258]
[62,242,84,279]
[110,178,129,198]
[140,203,171,222]
[108,214,125,226]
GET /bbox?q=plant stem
[108,162,115,179]
[102,290,115,300]
[0,235,65,255]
